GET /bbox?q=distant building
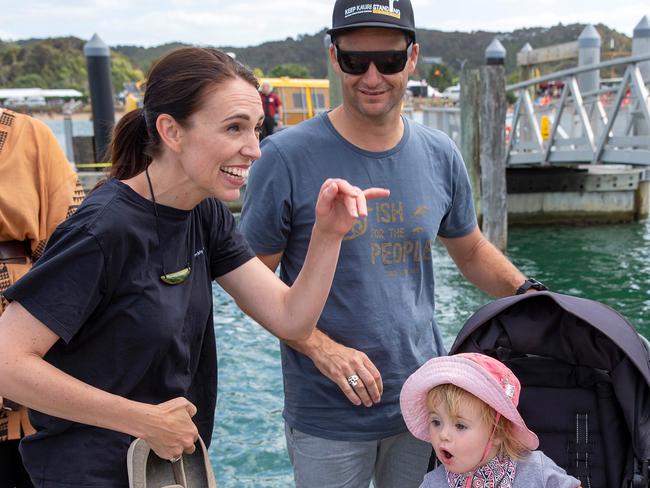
[0,88,83,108]
[421,56,443,65]
[406,80,442,98]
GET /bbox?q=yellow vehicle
[124,77,330,126]
[259,77,330,126]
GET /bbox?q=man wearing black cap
[240,1,529,486]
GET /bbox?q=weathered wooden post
[460,65,481,219]
[83,33,115,164]
[480,39,508,251]
[577,25,601,95]
[324,34,342,109]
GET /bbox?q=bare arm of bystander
[439,226,527,297]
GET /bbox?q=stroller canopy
[450,291,650,460]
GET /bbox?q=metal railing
[506,53,650,166]
[403,106,461,146]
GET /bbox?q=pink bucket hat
[400,352,539,450]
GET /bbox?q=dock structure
[69,22,650,230]
[446,18,650,250]
[402,18,650,246]
[501,23,650,229]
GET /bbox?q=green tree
[110,53,144,93]
[13,73,47,88]
[1,44,21,66]
[1,39,88,91]
[505,71,521,105]
[427,63,454,92]
[269,63,311,78]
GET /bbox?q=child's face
[428,399,499,474]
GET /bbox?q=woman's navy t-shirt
[5,178,254,487]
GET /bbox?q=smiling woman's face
[177,77,264,202]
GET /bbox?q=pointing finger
[363,188,390,201]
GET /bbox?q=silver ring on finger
[347,374,360,388]
[169,454,182,463]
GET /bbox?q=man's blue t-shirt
[239,113,477,441]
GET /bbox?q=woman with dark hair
[0,47,388,487]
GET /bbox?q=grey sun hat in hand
[127,436,217,488]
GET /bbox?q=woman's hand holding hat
[139,397,199,462]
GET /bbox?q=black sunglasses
[335,43,413,75]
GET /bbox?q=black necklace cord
[144,167,192,285]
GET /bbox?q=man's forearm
[455,236,525,297]
[442,228,526,297]
[283,326,383,406]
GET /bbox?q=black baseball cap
[328,0,416,41]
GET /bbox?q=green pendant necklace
[145,167,192,285]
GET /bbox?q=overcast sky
[0,0,647,48]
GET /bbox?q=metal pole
[480,39,508,251]
[83,33,115,164]
[519,42,533,81]
[486,38,506,66]
[632,16,650,149]
[63,114,74,163]
[633,16,650,82]
[518,43,536,146]
[578,25,601,95]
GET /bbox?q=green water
[435,220,650,343]
[42,120,650,486]
[211,220,650,487]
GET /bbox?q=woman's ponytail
[108,108,152,180]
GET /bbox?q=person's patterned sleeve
[32,119,85,261]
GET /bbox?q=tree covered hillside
[0,37,143,93]
[0,23,632,93]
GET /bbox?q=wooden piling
[460,66,481,220]
[479,64,508,251]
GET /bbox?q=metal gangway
[506,53,650,167]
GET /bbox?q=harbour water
[44,119,650,487]
[45,117,94,150]
[212,221,650,487]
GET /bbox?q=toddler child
[400,352,582,487]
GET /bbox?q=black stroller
[449,291,650,488]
